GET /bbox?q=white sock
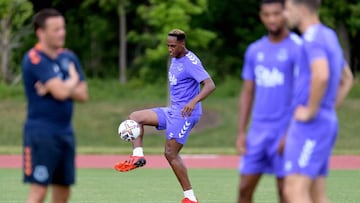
[184,189,197,202]
[132,147,144,157]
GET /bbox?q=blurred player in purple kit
[283,0,353,203]
[114,29,215,203]
[22,9,88,203]
[236,0,302,202]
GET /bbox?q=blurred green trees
[0,0,359,85]
[0,0,33,84]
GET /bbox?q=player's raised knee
[128,111,145,124]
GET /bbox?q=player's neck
[299,13,320,34]
[37,42,59,59]
[176,48,187,59]
[268,28,289,43]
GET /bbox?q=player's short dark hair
[293,0,321,11]
[33,8,63,32]
[261,0,285,6]
[168,29,186,42]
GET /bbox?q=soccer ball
[118,120,141,141]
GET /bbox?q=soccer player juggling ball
[114,29,215,203]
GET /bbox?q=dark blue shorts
[23,127,75,186]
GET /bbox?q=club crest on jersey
[60,58,70,72]
[170,63,183,72]
[53,64,65,79]
[256,52,265,62]
[277,48,288,62]
[53,64,60,73]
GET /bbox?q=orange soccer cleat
[114,156,146,172]
[182,198,199,203]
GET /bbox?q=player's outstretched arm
[335,64,353,108]
[181,78,215,117]
[236,80,254,154]
[70,81,88,102]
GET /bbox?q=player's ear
[36,28,45,40]
[181,40,185,47]
[36,29,41,39]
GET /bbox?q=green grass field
[0,169,359,203]
[1,78,360,154]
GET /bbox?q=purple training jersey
[168,51,210,117]
[283,24,346,178]
[242,33,302,124]
[293,24,345,109]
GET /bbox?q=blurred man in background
[236,0,301,202]
[283,0,353,202]
[22,8,88,203]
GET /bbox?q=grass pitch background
[1,79,360,154]
[0,169,359,203]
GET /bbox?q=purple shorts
[284,109,338,179]
[152,107,200,145]
[239,119,288,177]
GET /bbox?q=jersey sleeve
[26,51,58,84]
[66,51,86,81]
[341,57,347,70]
[241,46,254,80]
[187,62,210,83]
[304,41,327,65]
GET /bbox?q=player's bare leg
[237,174,261,203]
[52,185,70,203]
[284,174,312,203]
[310,177,329,203]
[129,109,159,148]
[165,139,198,202]
[276,178,287,203]
[27,184,47,203]
[114,109,159,172]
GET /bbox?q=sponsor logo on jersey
[255,65,284,87]
[277,48,288,62]
[168,72,177,86]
